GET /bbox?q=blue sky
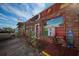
[0,3,53,29]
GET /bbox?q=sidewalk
[38,40,79,56]
[42,44,79,56]
[21,36,79,56]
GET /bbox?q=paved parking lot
[0,37,41,56]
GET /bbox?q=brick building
[25,3,79,55]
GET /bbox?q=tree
[3,27,15,33]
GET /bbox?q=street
[0,37,40,56]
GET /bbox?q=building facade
[25,3,79,53]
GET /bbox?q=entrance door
[35,24,40,39]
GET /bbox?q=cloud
[0,13,17,22]
[0,3,53,28]
[0,13,18,29]
[0,3,52,20]
[1,4,27,18]
[0,13,9,20]
[20,3,47,16]
[35,3,46,8]
[32,3,47,15]
[3,4,35,20]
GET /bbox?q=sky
[0,3,53,29]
